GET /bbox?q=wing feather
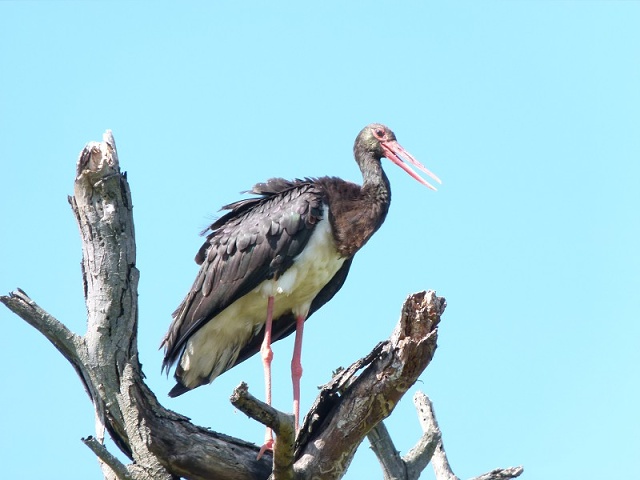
[161,179,326,374]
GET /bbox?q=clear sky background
[1,2,638,479]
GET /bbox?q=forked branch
[367,391,523,480]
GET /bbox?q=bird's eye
[374,128,385,138]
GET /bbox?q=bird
[161,123,440,455]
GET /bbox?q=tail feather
[168,380,191,398]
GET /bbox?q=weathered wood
[403,392,441,479]
[231,382,296,480]
[1,130,520,480]
[367,393,441,480]
[470,467,525,480]
[82,436,133,480]
[368,421,409,480]
[290,291,443,480]
[415,392,523,480]
[1,132,272,480]
[0,131,442,480]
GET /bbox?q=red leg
[257,295,275,460]
[291,313,306,432]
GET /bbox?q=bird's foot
[256,438,274,460]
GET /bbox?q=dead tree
[1,131,523,480]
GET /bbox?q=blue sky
[1,1,638,479]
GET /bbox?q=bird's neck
[359,153,391,208]
[320,152,391,258]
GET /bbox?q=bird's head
[355,123,441,191]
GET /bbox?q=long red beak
[381,140,441,191]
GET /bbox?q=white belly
[180,209,345,388]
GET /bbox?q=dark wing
[232,257,354,367]
[161,178,326,373]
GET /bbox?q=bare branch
[82,436,134,480]
[231,382,289,434]
[470,467,524,480]
[0,289,83,368]
[414,392,523,480]
[293,291,445,480]
[367,390,520,480]
[412,392,458,480]
[431,443,459,480]
[403,393,441,479]
[367,392,441,480]
[231,383,296,480]
[368,421,407,480]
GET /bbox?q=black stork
[161,123,440,455]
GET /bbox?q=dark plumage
[161,124,440,433]
[163,179,333,395]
